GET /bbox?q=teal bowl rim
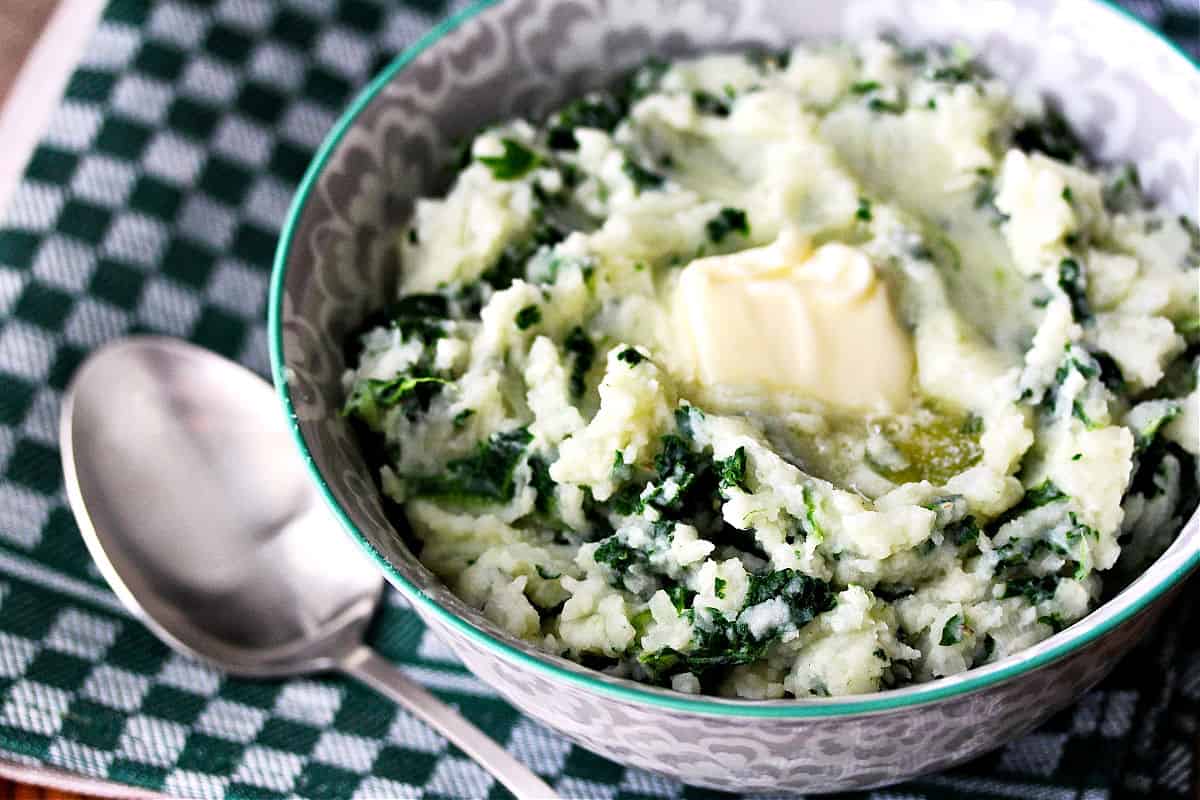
[268,0,1200,718]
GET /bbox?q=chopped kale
[1072,400,1097,429]
[692,89,731,117]
[611,451,633,482]
[680,612,769,671]
[563,326,596,398]
[1092,351,1126,394]
[991,480,1068,533]
[651,435,700,501]
[622,158,665,192]
[617,347,645,366]
[1102,164,1143,213]
[800,485,826,541]
[641,572,834,683]
[1004,574,1059,605]
[674,405,702,439]
[1180,216,1200,266]
[716,447,748,492]
[745,48,790,71]
[410,428,533,504]
[514,304,542,330]
[535,564,561,580]
[593,536,642,576]
[612,420,725,525]
[928,63,977,83]
[960,413,984,435]
[1132,400,1182,452]
[1038,613,1067,633]
[850,80,881,94]
[392,293,450,320]
[714,577,727,599]
[855,197,873,222]
[618,58,668,106]
[638,648,684,676]
[453,408,475,428]
[982,634,997,661]
[609,484,646,517]
[1012,106,1082,162]
[449,222,568,315]
[946,515,981,547]
[667,584,693,615]
[973,169,1009,224]
[744,569,835,630]
[705,207,749,244]
[1025,479,1068,508]
[1061,186,1074,204]
[547,94,625,150]
[386,293,451,348]
[342,375,448,431]
[477,138,540,180]
[1057,258,1093,324]
[893,40,928,66]
[528,455,557,515]
[939,614,965,646]
[868,96,905,114]
[874,583,915,601]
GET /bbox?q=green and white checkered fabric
[0,1,1195,798]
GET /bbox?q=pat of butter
[674,234,913,411]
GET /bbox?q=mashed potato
[343,41,1200,697]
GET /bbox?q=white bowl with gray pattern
[268,0,1200,792]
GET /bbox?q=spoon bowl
[60,336,556,799]
[61,336,380,676]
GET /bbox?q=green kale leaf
[939,614,965,646]
[563,326,596,398]
[1057,258,1093,324]
[705,207,749,244]
[1012,107,1082,162]
[593,536,643,577]
[410,428,533,505]
[622,158,665,193]
[515,304,542,330]
[477,138,540,180]
[1003,574,1059,605]
[745,569,836,629]
[692,90,730,117]
[716,446,748,492]
[617,347,645,366]
[528,455,557,515]
[342,375,448,431]
[547,94,625,150]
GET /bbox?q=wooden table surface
[1,2,85,798]
[0,785,87,800]
[0,2,55,102]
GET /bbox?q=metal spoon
[59,336,557,800]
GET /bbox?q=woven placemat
[0,1,1196,798]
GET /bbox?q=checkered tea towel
[0,1,1196,798]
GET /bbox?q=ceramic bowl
[269,0,1200,792]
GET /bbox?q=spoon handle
[340,645,559,800]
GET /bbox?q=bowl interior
[271,0,1200,715]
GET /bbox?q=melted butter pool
[772,401,984,496]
